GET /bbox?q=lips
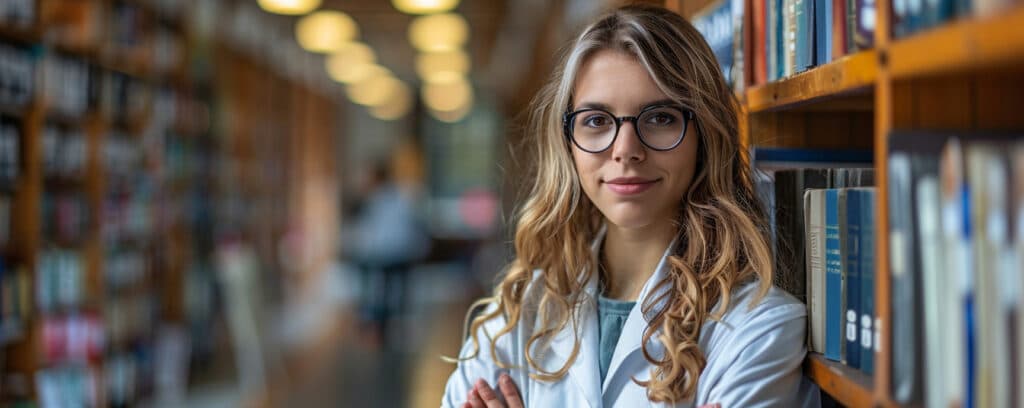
[603,177,660,195]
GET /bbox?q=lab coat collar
[548,224,679,407]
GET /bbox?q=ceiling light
[415,49,470,83]
[347,71,400,106]
[408,13,468,52]
[258,0,320,15]
[325,43,377,83]
[421,76,472,112]
[296,10,358,53]
[392,0,460,14]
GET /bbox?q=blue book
[794,0,814,72]
[825,188,846,361]
[845,189,862,369]
[815,0,833,64]
[775,0,785,80]
[859,188,876,375]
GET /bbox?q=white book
[916,176,944,408]
[804,189,827,353]
[940,138,967,406]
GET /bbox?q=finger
[498,374,524,408]
[468,388,486,408]
[474,379,504,407]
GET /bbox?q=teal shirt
[597,295,636,382]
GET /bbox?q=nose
[610,120,645,163]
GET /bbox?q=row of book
[692,0,1022,89]
[0,0,34,28]
[0,42,34,109]
[41,123,87,181]
[0,117,20,187]
[753,150,879,375]
[805,186,878,374]
[41,191,89,244]
[887,131,1024,407]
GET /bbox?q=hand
[463,374,523,408]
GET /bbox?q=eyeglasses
[563,105,695,153]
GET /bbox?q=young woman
[442,5,819,407]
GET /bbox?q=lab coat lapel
[548,226,605,408]
[601,238,677,393]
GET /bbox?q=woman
[442,5,818,407]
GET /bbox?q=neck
[600,221,677,301]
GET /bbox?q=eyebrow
[573,98,678,112]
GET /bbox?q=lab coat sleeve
[440,311,514,408]
[705,303,808,408]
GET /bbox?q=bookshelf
[0,0,341,405]
[667,0,1024,405]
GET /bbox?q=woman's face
[570,49,698,230]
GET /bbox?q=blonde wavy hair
[457,4,773,403]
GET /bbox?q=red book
[751,0,768,84]
[833,0,847,57]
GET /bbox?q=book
[1012,144,1024,408]
[854,0,876,49]
[815,0,834,65]
[940,137,970,408]
[805,188,828,353]
[794,0,814,72]
[833,0,847,57]
[844,187,863,369]
[751,0,768,84]
[825,188,847,362]
[887,131,950,404]
[774,169,831,301]
[858,187,876,375]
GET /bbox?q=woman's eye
[646,113,676,126]
[583,115,611,128]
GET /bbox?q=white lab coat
[441,231,820,407]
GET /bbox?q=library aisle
[0,0,1021,407]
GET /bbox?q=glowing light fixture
[258,0,320,15]
[422,76,472,112]
[392,0,460,14]
[296,10,358,53]
[325,43,377,83]
[408,13,468,52]
[429,102,472,123]
[370,82,413,120]
[415,49,470,83]
[347,70,400,106]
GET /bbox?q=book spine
[861,188,876,375]
[795,0,813,71]
[825,188,845,361]
[845,189,862,369]
[806,189,828,353]
[854,0,876,49]
[847,0,858,52]
[753,0,768,84]
[784,0,797,76]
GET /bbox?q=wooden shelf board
[746,50,878,113]
[888,5,1024,79]
[805,353,875,407]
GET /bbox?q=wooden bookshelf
[671,0,1024,405]
[887,5,1024,79]
[747,50,878,113]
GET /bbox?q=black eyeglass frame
[562,104,696,153]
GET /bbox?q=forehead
[572,49,671,112]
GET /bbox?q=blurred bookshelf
[0,0,341,405]
[671,0,1024,405]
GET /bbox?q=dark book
[844,188,864,370]
[857,187,877,375]
[888,130,952,405]
[774,169,832,301]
